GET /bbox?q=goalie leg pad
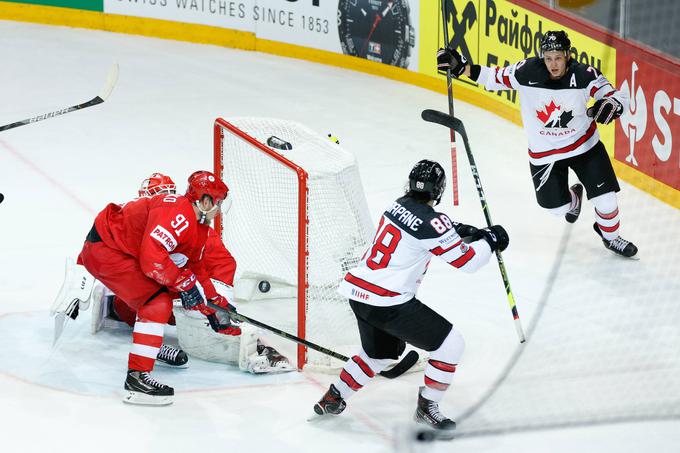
[239,326,294,374]
[51,257,97,318]
[173,306,240,365]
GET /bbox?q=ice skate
[123,370,174,406]
[156,344,189,368]
[593,223,638,258]
[413,387,456,440]
[313,384,346,416]
[564,183,583,223]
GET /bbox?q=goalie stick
[0,63,119,132]
[421,109,526,343]
[207,301,419,378]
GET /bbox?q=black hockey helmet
[408,159,446,205]
[540,31,571,57]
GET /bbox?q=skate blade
[122,391,174,406]
[155,360,189,369]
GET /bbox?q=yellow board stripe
[1,1,677,208]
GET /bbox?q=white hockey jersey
[337,196,493,307]
[476,57,629,165]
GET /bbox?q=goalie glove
[436,46,468,78]
[587,98,623,124]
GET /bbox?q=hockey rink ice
[1,20,679,453]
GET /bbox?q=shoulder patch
[150,225,178,252]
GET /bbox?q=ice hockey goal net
[213,117,373,370]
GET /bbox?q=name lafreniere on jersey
[388,201,423,231]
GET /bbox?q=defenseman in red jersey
[92,173,292,374]
[77,170,233,405]
[438,30,637,257]
[313,160,509,438]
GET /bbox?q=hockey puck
[258,281,271,293]
[0,193,4,204]
[267,136,292,151]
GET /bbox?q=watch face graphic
[338,0,415,68]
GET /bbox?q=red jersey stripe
[528,121,597,159]
[340,369,362,391]
[430,239,462,256]
[450,247,476,268]
[345,273,400,297]
[352,355,375,378]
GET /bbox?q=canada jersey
[338,196,493,307]
[476,57,629,165]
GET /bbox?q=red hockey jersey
[93,194,217,297]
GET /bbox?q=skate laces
[425,400,446,422]
[140,372,165,388]
[157,344,180,362]
[608,236,630,252]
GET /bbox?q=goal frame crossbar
[213,118,310,369]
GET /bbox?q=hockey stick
[207,302,420,378]
[0,63,119,132]
[439,0,459,205]
[421,109,526,343]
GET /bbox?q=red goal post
[214,118,310,368]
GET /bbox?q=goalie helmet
[138,173,176,197]
[540,30,571,57]
[185,170,229,206]
[408,159,446,205]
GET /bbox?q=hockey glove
[437,46,468,78]
[206,307,241,336]
[173,270,205,310]
[476,225,509,252]
[452,222,479,242]
[587,98,623,124]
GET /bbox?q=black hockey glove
[452,222,479,242]
[179,285,204,310]
[437,46,468,78]
[587,98,623,124]
[475,225,509,252]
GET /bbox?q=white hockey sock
[334,349,391,399]
[547,202,571,217]
[591,192,620,241]
[422,328,465,403]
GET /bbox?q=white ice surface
[0,20,679,453]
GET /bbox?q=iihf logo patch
[460,243,469,254]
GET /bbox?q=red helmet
[185,170,229,205]
[139,173,176,197]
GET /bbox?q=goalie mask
[540,30,571,57]
[185,170,229,223]
[139,173,176,197]
[408,159,446,205]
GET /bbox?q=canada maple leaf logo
[536,101,573,128]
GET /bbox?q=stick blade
[98,63,120,101]
[421,109,463,132]
[379,350,420,379]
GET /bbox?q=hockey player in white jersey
[438,30,637,258]
[313,160,509,438]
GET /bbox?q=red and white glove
[172,269,214,315]
[206,295,240,335]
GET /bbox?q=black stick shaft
[421,110,526,343]
[0,97,104,132]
